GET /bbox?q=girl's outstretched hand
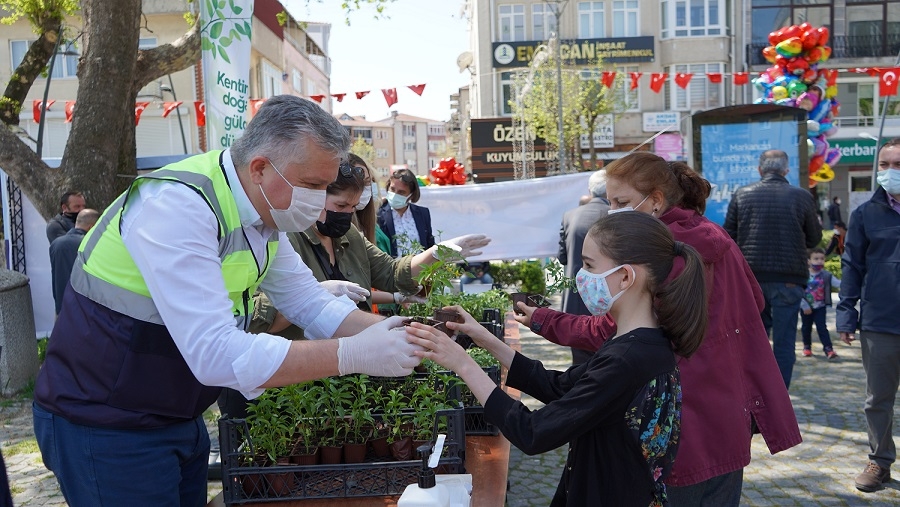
[405,321,471,373]
[442,305,497,348]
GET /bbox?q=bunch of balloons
[429,157,468,185]
[753,22,840,186]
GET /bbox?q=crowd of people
[16,94,900,505]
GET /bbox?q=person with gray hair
[557,169,610,364]
[724,149,822,390]
[32,95,426,504]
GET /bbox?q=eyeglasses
[339,161,364,179]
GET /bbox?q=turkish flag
[733,72,749,85]
[852,67,880,77]
[32,99,55,123]
[408,84,426,96]
[629,72,642,91]
[64,101,75,123]
[332,93,346,102]
[194,101,206,127]
[706,73,722,84]
[674,73,693,89]
[822,68,838,86]
[601,71,617,88]
[309,95,326,103]
[650,73,668,93]
[134,102,150,126]
[382,88,398,107]
[355,90,370,100]
[249,99,266,117]
[880,68,900,96]
[161,101,183,118]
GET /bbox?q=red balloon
[798,22,812,33]
[806,46,822,64]
[816,26,830,46]
[809,154,825,173]
[762,46,778,63]
[800,29,820,50]
[768,30,782,46]
[786,57,809,75]
[781,25,801,40]
[802,68,818,84]
[452,171,467,184]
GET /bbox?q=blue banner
[702,120,801,225]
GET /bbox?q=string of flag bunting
[29,68,900,127]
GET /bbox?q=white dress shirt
[392,207,421,257]
[120,149,356,399]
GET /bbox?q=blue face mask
[386,191,410,210]
[607,194,649,215]
[575,264,633,317]
[876,168,900,195]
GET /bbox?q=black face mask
[315,210,353,238]
[63,211,79,220]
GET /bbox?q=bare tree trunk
[0,1,202,221]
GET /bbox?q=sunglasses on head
[339,161,364,179]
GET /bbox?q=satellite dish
[457,51,474,74]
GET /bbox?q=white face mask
[607,194,650,215]
[876,168,900,195]
[259,160,326,232]
[575,264,634,317]
[386,190,410,210]
[355,185,372,211]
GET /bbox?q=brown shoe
[855,462,891,492]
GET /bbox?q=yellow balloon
[772,86,788,101]
[811,163,835,182]
[825,85,838,98]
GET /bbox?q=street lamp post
[548,1,569,173]
[36,36,64,158]
[162,74,189,154]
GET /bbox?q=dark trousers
[759,282,803,389]
[800,306,834,352]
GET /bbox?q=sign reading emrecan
[492,36,654,68]
[470,118,557,181]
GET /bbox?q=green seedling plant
[318,377,354,447]
[545,260,576,295]
[345,375,378,444]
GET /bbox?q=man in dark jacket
[837,138,900,494]
[827,196,843,228]
[49,209,99,314]
[724,149,822,389]
[558,169,609,364]
[45,191,86,243]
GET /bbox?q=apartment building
[464,0,900,194]
[337,111,449,180]
[1,0,331,157]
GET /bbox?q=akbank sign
[830,138,878,165]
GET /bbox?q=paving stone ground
[2,306,899,506]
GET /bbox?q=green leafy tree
[350,135,376,168]
[510,51,622,172]
[0,0,396,221]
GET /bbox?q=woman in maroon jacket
[517,152,801,506]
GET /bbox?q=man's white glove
[337,316,424,376]
[320,280,370,302]
[434,234,491,260]
[393,292,427,304]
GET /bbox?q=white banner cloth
[417,172,592,261]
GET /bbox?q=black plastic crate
[458,366,501,436]
[219,407,466,504]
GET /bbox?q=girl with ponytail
[407,212,706,506]
[516,152,801,506]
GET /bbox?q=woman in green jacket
[252,154,489,338]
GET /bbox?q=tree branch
[0,17,63,126]
[132,20,200,92]
[0,125,60,218]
